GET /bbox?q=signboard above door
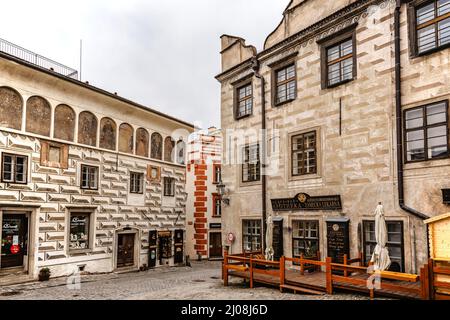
[271,193,342,211]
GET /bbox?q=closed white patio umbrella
[265,213,274,261]
[370,203,391,271]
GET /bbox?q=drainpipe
[252,57,267,252]
[394,0,430,261]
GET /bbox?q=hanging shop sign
[271,193,342,211]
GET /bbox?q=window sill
[3,181,29,186]
[274,98,296,108]
[324,78,354,90]
[235,114,253,121]
[404,156,450,169]
[288,173,322,182]
[414,43,450,59]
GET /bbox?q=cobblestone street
[0,261,374,300]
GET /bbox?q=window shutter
[40,140,49,166]
[147,165,152,181]
[407,5,418,57]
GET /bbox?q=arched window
[119,123,134,154]
[78,111,98,146]
[136,128,149,157]
[0,87,23,130]
[54,104,75,141]
[150,132,163,160]
[164,136,175,162]
[176,139,186,165]
[26,96,51,136]
[99,117,117,151]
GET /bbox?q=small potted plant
[38,267,51,281]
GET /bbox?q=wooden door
[174,229,184,264]
[272,220,283,261]
[1,214,28,269]
[148,230,157,268]
[209,233,222,258]
[117,234,135,268]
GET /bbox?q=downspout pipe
[252,57,267,252]
[394,0,429,221]
[394,0,430,262]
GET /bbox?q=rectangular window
[274,64,296,105]
[292,220,320,258]
[242,220,262,252]
[415,0,450,54]
[242,144,260,183]
[1,153,28,184]
[212,194,222,217]
[318,26,357,89]
[326,38,354,87]
[69,212,91,250]
[130,172,144,194]
[80,165,99,190]
[213,164,221,184]
[363,221,405,272]
[164,177,175,197]
[292,131,317,176]
[405,101,448,162]
[235,83,253,119]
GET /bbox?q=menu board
[326,220,350,264]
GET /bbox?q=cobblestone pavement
[0,261,374,300]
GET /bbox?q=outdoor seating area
[222,250,447,300]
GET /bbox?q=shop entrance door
[1,213,28,269]
[272,219,284,261]
[117,233,135,268]
[209,232,222,258]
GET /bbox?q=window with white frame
[164,177,175,197]
[80,165,99,190]
[242,220,262,252]
[292,220,320,258]
[130,172,144,194]
[1,153,28,184]
[242,144,260,183]
[292,131,317,176]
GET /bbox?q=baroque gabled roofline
[217,0,393,81]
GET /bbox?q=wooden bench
[280,284,325,295]
[227,264,249,272]
[369,270,419,282]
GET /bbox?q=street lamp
[216,179,230,206]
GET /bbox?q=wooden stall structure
[223,250,430,300]
[425,213,450,300]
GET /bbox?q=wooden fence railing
[429,258,450,300]
[223,250,438,300]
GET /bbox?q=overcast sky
[0,0,288,129]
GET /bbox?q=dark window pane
[406,108,424,129]
[439,0,450,15]
[417,3,435,24]
[418,25,437,53]
[439,18,450,46]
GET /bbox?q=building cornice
[0,52,194,129]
